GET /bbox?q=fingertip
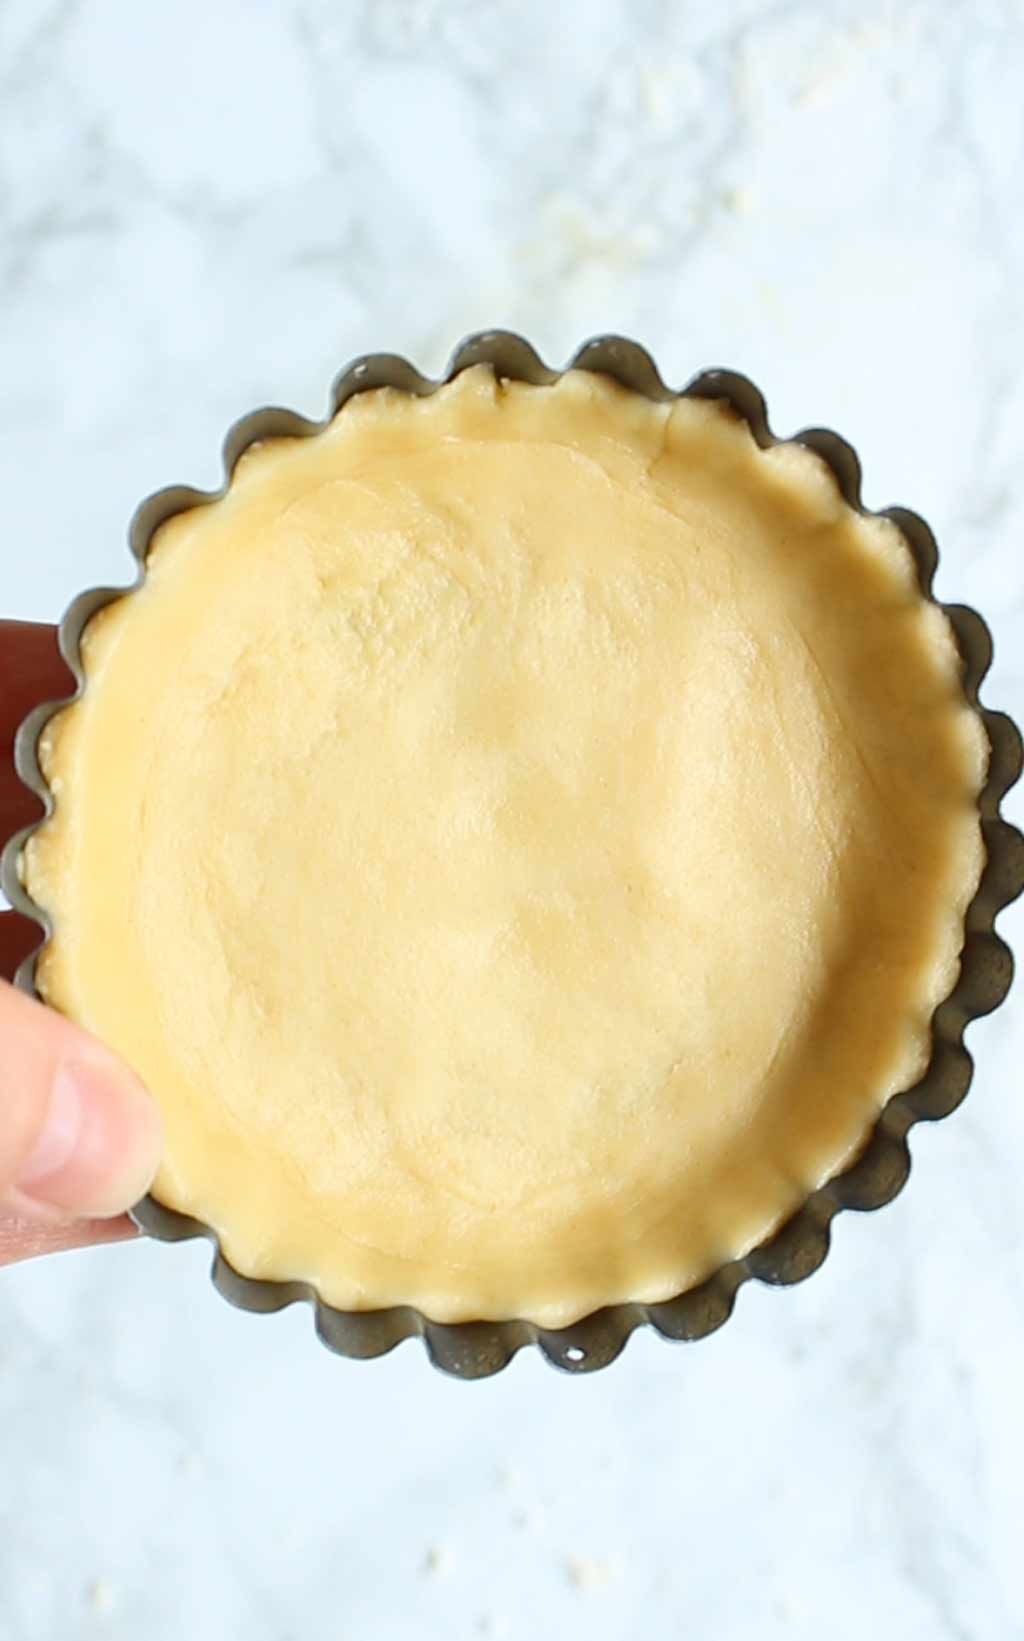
[16,1057,164,1221]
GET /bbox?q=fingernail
[18,1063,82,1185]
[17,1060,163,1219]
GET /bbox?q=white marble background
[2,1,1023,1637]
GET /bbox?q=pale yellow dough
[26,368,986,1326]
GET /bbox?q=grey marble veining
[1,2,1023,1638]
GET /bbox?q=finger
[0,911,42,985]
[0,1210,137,1269]
[0,622,70,750]
[0,621,73,842]
[0,779,44,858]
[0,978,163,1220]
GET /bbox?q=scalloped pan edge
[4,330,1022,1378]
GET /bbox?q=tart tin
[4,331,1022,1379]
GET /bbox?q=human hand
[1,621,162,1267]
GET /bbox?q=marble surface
[2,1,1023,1637]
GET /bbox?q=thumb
[0,979,162,1219]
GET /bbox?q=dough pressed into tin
[26,367,986,1326]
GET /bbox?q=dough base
[26,368,986,1325]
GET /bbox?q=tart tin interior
[4,331,1022,1378]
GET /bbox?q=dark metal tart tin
[4,331,1022,1378]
